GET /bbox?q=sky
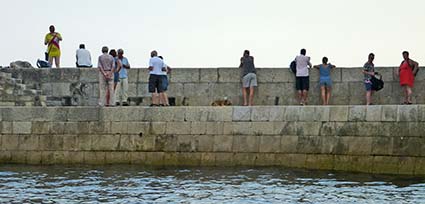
[1,0,424,68]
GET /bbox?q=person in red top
[398,51,419,104]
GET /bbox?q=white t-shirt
[149,57,166,75]
[76,49,92,67]
[295,55,311,77]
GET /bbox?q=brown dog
[211,98,232,106]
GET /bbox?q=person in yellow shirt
[44,25,62,68]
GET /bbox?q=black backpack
[371,72,384,91]
[290,60,297,74]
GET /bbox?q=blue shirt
[319,64,332,78]
[119,57,129,78]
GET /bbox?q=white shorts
[242,73,258,88]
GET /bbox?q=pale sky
[1,0,424,68]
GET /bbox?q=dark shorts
[148,74,164,93]
[364,82,372,91]
[162,75,169,91]
[296,76,310,91]
[114,72,120,83]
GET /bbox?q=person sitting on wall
[76,44,93,68]
[314,57,336,105]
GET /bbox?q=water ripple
[0,165,424,203]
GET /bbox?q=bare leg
[242,87,248,106]
[152,93,159,105]
[249,86,255,106]
[54,56,60,68]
[326,87,332,105]
[303,90,308,105]
[48,56,53,66]
[366,91,372,105]
[320,86,326,105]
[163,92,169,105]
[406,86,413,103]
[298,90,303,105]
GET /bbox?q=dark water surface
[0,165,424,203]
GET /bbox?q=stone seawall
[1,106,424,175]
[2,67,425,106]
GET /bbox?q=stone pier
[0,106,424,175]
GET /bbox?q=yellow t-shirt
[45,33,62,57]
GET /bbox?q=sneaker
[122,102,129,106]
[116,102,121,106]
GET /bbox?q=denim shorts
[162,75,169,91]
[364,82,372,91]
[114,72,120,83]
[319,76,332,87]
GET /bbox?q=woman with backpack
[398,51,419,104]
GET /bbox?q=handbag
[371,72,384,91]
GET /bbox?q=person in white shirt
[76,44,92,68]
[295,49,312,105]
[148,50,167,106]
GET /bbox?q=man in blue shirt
[115,49,131,106]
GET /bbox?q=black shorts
[148,74,164,93]
[296,76,310,91]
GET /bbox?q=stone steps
[0,69,46,106]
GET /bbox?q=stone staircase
[0,70,46,106]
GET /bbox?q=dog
[211,97,232,106]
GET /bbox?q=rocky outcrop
[10,61,33,69]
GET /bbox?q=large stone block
[296,136,322,154]
[284,106,300,121]
[183,83,213,97]
[398,156,416,175]
[259,136,281,153]
[79,68,99,83]
[336,136,372,155]
[371,137,393,155]
[12,122,31,134]
[372,156,399,174]
[149,122,167,135]
[2,135,19,150]
[105,152,131,165]
[233,136,259,153]
[190,122,207,135]
[184,107,210,122]
[218,68,240,82]
[200,152,216,166]
[280,136,298,153]
[269,107,286,121]
[299,106,330,122]
[213,135,233,152]
[1,122,12,134]
[392,137,422,156]
[232,107,252,122]
[214,152,235,166]
[62,135,78,151]
[251,122,274,135]
[195,135,214,152]
[254,153,276,166]
[334,155,373,173]
[200,69,218,82]
[279,153,307,168]
[166,122,191,135]
[129,152,147,164]
[251,107,271,121]
[91,134,121,151]
[83,152,106,165]
[348,106,366,121]
[207,107,232,122]
[365,106,382,121]
[341,68,363,82]
[18,135,39,151]
[381,106,398,121]
[206,122,224,135]
[26,151,42,165]
[155,134,178,152]
[305,154,334,170]
[233,153,256,166]
[296,122,322,136]
[257,68,293,83]
[169,68,199,83]
[398,105,418,121]
[76,135,92,151]
[144,152,165,166]
[39,135,64,151]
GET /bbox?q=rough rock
[10,61,34,69]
